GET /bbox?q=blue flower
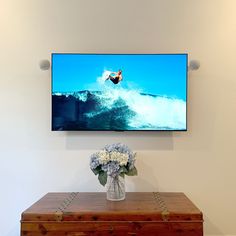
[90,153,100,169]
[107,162,120,177]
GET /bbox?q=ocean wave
[53,87,186,130]
[97,88,185,129]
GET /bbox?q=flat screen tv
[52,53,187,131]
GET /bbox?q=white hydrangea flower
[110,151,128,166]
[97,150,110,165]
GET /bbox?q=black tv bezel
[51,53,188,132]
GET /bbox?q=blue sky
[52,54,187,100]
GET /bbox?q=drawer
[21,221,203,236]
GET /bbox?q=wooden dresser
[21,192,203,236]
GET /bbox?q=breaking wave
[52,87,186,130]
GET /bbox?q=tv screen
[52,53,187,131]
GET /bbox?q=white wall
[0,0,236,235]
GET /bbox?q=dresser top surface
[21,192,203,222]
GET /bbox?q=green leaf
[92,166,101,175]
[98,171,107,186]
[126,166,138,176]
[119,166,128,174]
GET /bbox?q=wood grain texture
[21,192,203,236]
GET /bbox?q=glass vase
[106,175,125,201]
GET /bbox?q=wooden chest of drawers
[21,192,203,236]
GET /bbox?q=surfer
[106,69,123,84]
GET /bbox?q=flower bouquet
[90,143,137,201]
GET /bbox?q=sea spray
[97,70,112,85]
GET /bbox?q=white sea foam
[73,91,88,102]
[94,71,186,130]
[126,93,186,130]
[97,70,112,84]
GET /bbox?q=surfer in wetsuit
[106,70,123,84]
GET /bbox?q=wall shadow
[65,131,173,150]
[203,215,224,236]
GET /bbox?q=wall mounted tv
[52,53,187,131]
